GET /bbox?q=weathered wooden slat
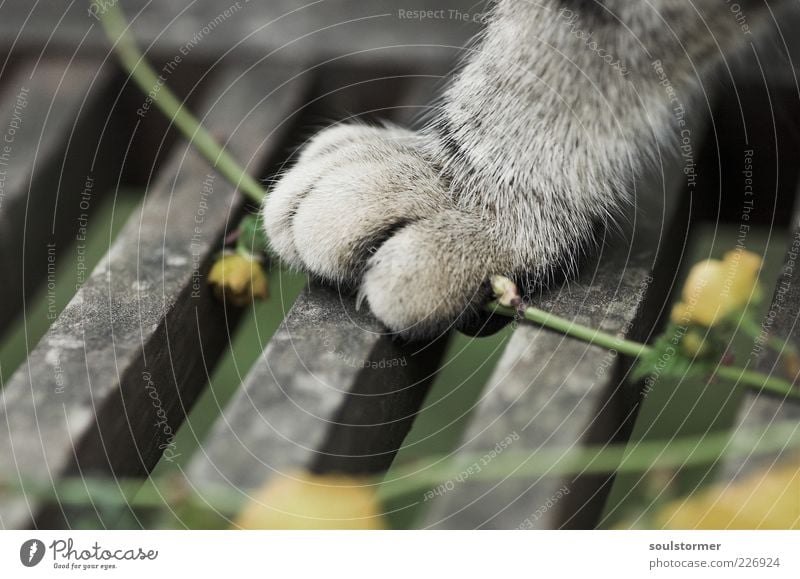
[1,0,477,68]
[421,135,698,529]
[186,283,447,490]
[0,59,120,334]
[0,64,309,529]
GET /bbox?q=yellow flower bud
[681,331,707,357]
[235,471,386,530]
[671,250,762,327]
[208,253,268,307]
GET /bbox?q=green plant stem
[488,301,649,358]
[740,315,798,359]
[2,476,244,516]
[716,366,796,398]
[486,301,799,400]
[97,3,267,204]
[5,420,797,512]
[379,418,800,502]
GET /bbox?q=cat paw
[263,124,507,338]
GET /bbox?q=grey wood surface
[1,0,479,68]
[0,63,309,529]
[0,59,121,336]
[3,1,798,80]
[186,283,447,490]
[421,130,696,529]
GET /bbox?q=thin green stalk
[488,300,650,358]
[380,419,800,502]
[3,420,798,512]
[740,315,799,360]
[1,475,244,516]
[486,301,799,400]
[716,365,796,398]
[97,3,267,203]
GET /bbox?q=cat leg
[264,0,780,338]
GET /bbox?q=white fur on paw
[262,125,385,269]
[360,211,502,339]
[264,126,512,337]
[263,124,451,284]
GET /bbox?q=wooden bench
[1,2,799,530]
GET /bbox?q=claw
[355,285,368,311]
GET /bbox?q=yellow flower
[208,253,268,307]
[655,460,800,529]
[671,250,762,327]
[680,331,707,357]
[235,471,385,530]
